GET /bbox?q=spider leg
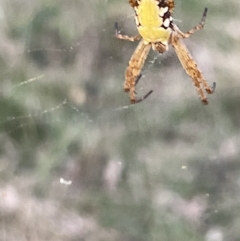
[202,81,216,94]
[124,40,151,103]
[133,74,153,103]
[129,0,139,8]
[174,8,208,39]
[212,82,216,92]
[115,22,141,41]
[135,90,153,103]
[135,73,142,85]
[171,34,214,104]
[167,0,175,14]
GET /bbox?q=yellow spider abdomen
[135,0,172,44]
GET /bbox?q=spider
[115,0,216,104]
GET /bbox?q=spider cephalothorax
[115,0,215,104]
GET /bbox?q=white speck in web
[60,178,72,185]
[181,165,187,169]
[115,105,130,111]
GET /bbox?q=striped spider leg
[170,8,216,104]
[115,23,153,103]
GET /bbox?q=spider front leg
[115,22,141,42]
[174,8,208,39]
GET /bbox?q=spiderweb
[0,0,240,241]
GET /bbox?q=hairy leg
[115,22,141,42]
[173,8,207,39]
[171,34,214,104]
[125,40,151,103]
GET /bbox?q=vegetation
[0,0,239,240]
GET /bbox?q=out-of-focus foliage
[0,0,240,240]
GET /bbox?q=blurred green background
[0,0,240,240]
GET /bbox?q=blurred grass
[0,0,240,240]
